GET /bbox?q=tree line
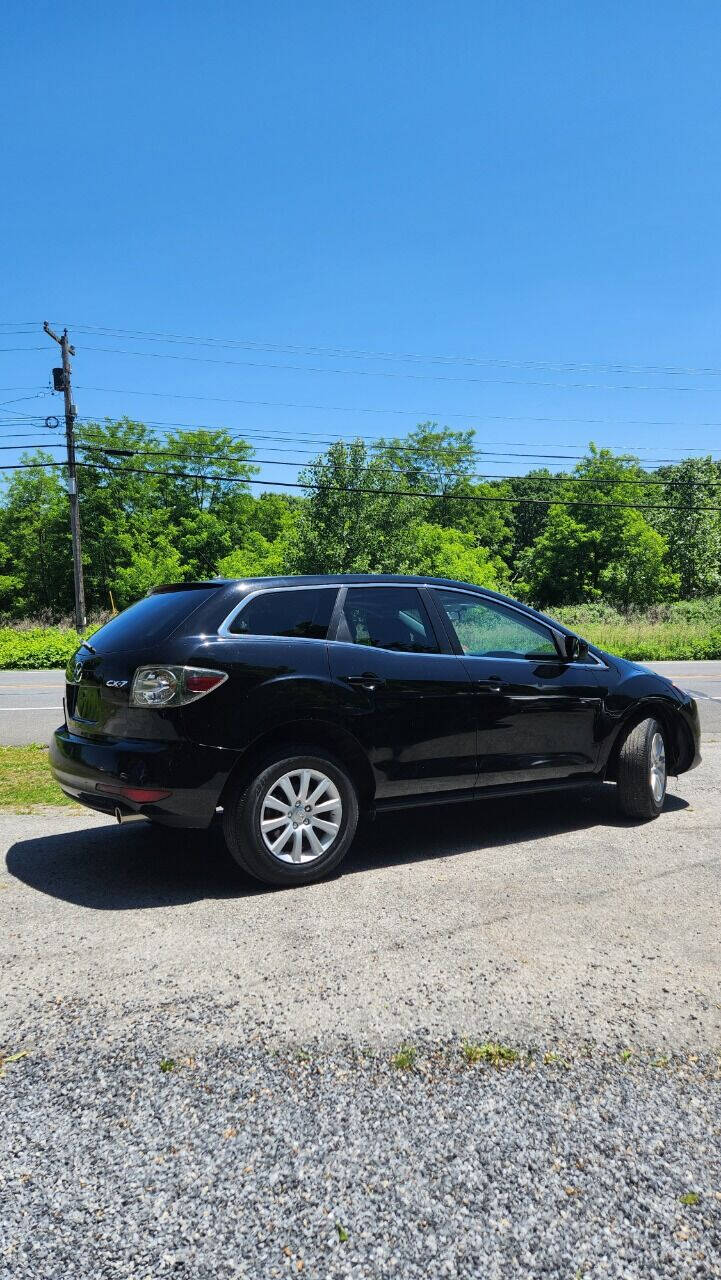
[1,418,720,620]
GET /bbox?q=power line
[71,385,721,442]
[69,430,721,467]
[3,437,720,487]
[72,343,721,394]
[69,442,721,488]
[3,458,721,513]
[56,321,721,379]
[3,421,719,469]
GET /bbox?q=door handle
[475,677,505,692]
[346,672,385,691]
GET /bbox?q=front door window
[434,590,559,660]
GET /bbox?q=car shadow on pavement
[5,785,688,910]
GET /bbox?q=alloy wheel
[649,731,666,804]
[260,768,343,865]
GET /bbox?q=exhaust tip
[114,806,146,825]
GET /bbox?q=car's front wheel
[616,717,667,820]
[222,751,359,886]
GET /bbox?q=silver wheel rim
[650,731,666,804]
[260,768,343,865]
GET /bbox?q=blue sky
[2,1,721,489]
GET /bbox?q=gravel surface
[2,741,720,1276]
[2,1023,720,1279]
[3,744,720,1053]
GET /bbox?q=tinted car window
[87,588,217,651]
[342,587,439,653]
[229,587,337,639]
[434,590,558,659]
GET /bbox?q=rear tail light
[129,665,228,708]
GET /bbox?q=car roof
[156,572,514,600]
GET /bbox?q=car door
[327,584,476,800]
[430,588,604,787]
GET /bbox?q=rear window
[87,588,217,651]
[228,587,337,639]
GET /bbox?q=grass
[0,745,77,810]
[390,1044,417,1071]
[679,1191,701,1207]
[0,1049,29,1077]
[461,1040,519,1068]
[554,597,721,661]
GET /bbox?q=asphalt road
[1,660,720,746]
[0,670,66,746]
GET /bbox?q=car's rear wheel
[222,751,359,886]
[616,717,667,820]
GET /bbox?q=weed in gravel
[620,1049,634,1063]
[652,1055,670,1068]
[542,1051,571,1067]
[159,1058,176,1073]
[679,1191,701,1206]
[390,1045,417,1071]
[336,1224,349,1243]
[0,1049,28,1077]
[462,1041,519,1068]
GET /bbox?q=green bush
[0,627,82,670]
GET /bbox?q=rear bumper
[49,727,240,828]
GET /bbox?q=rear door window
[228,587,337,639]
[341,586,440,653]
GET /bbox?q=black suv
[50,575,701,886]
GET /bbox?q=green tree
[376,423,513,567]
[113,535,186,609]
[290,439,417,573]
[516,446,679,608]
[76,419,258,603]
[217,532,288,579]
[516,506,602,605]
[599,510,679,609]
[652,457,721,597]
[0,457,71,617]
[403,523,501,588]
[505,469,555,567]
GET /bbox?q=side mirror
[563,634,589,662]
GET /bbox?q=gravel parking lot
[2,741,720,1277]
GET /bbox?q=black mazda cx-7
[50,575,701,887]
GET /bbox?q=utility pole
[44,322,87,630]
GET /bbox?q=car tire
[616,717,667,820]
[222,750,359,887]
